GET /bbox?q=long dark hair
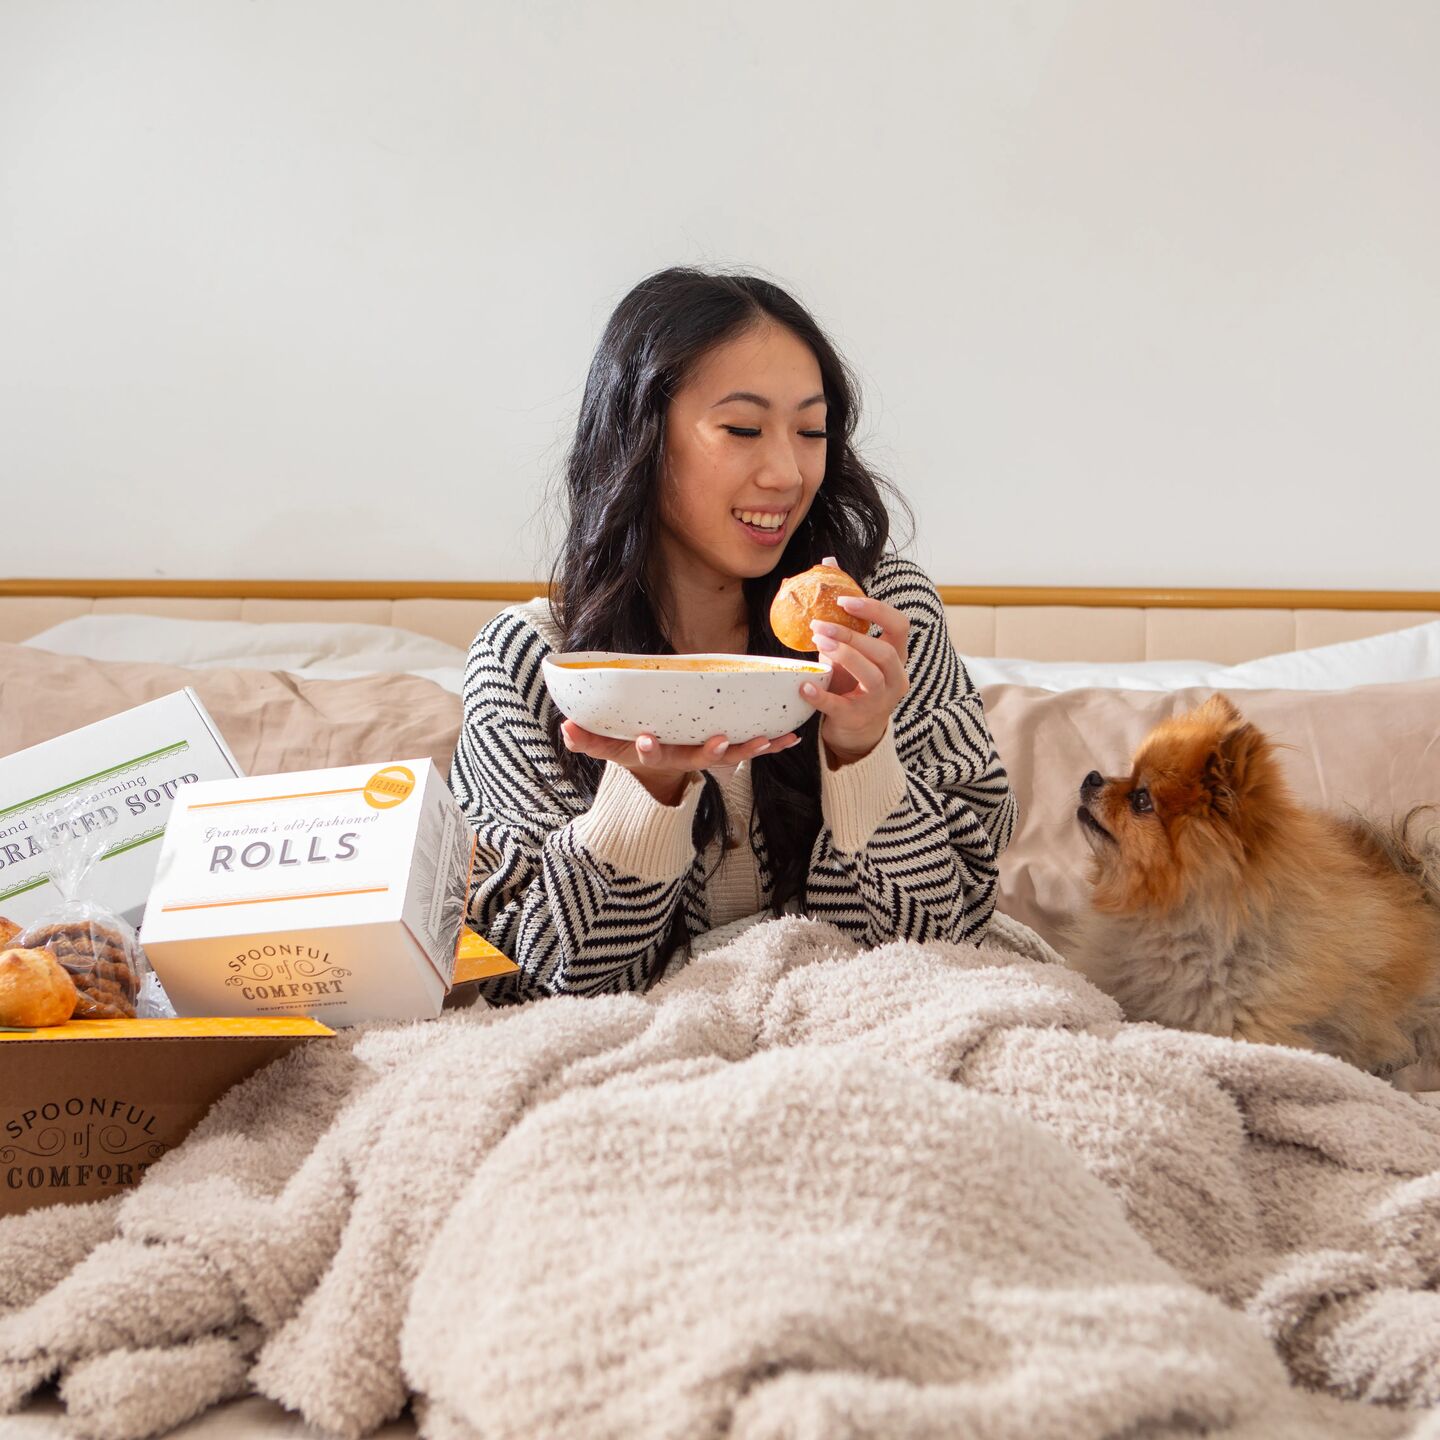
[549,267,905,969]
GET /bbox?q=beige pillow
[981,679,1440,956]
[0,643,462,776]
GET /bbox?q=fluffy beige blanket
[3,915,1440,1440]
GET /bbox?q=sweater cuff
[821,723,909,855]
[572,763,703,880]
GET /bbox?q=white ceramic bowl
[542,652,832,745]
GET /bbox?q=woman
[451,268,1016,998]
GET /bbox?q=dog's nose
[1081,770,1104,795]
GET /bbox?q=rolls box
[141,759,476,1027]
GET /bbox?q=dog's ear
[1201,697,1269,816]
[1196,693,1242,728]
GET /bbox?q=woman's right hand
[560,721,799,806]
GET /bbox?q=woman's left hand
[801,562,910,765]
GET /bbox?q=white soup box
[141,759,473,1027]
[0,690,244,929]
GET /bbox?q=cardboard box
[0,690,244,930]
[141,759,474,1026]
[455,928,520,984]
[0,1016,332,1217]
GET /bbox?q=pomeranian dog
[1067,694,1440,1076]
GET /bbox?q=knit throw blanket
[3,915,1440,1440]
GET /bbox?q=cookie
[21,920,139,1018]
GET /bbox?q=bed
[4,577,1440,656]
[3,578,1440,1440]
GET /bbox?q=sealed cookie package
[13,792,152,1020]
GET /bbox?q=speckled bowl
[542,652,832,745]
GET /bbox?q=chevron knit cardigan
[450,555,1017,999]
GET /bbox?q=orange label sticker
[363,765,415,810]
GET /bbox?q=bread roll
[769,564,868,653]
[0,947,79,1028]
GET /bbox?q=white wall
[2,0,1437,588]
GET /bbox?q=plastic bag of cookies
[10,792,152,1021]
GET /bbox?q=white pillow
[962,620,1440,692]
[23,615,468,693]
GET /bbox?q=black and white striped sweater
[449,555,1017,999]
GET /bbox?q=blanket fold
[1,913,1437,1438]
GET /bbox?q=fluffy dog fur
[1068,694,1440,1075]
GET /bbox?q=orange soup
[558,657,824,674]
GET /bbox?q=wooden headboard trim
[2,579,1439,611]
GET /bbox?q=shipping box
[0,690,243,930]
[141,760,474,1026]
[0,1017,332,1217]
[455,927,520,984]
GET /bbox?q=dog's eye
[1130,788,1153,814]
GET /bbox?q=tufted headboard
[2,581,1437,664]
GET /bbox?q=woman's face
[658,322,828,585]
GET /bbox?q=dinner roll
[769,564,868,653]
[0,946,79,1028]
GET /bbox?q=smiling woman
[449,267,1018,999]
[663,333,831,561]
